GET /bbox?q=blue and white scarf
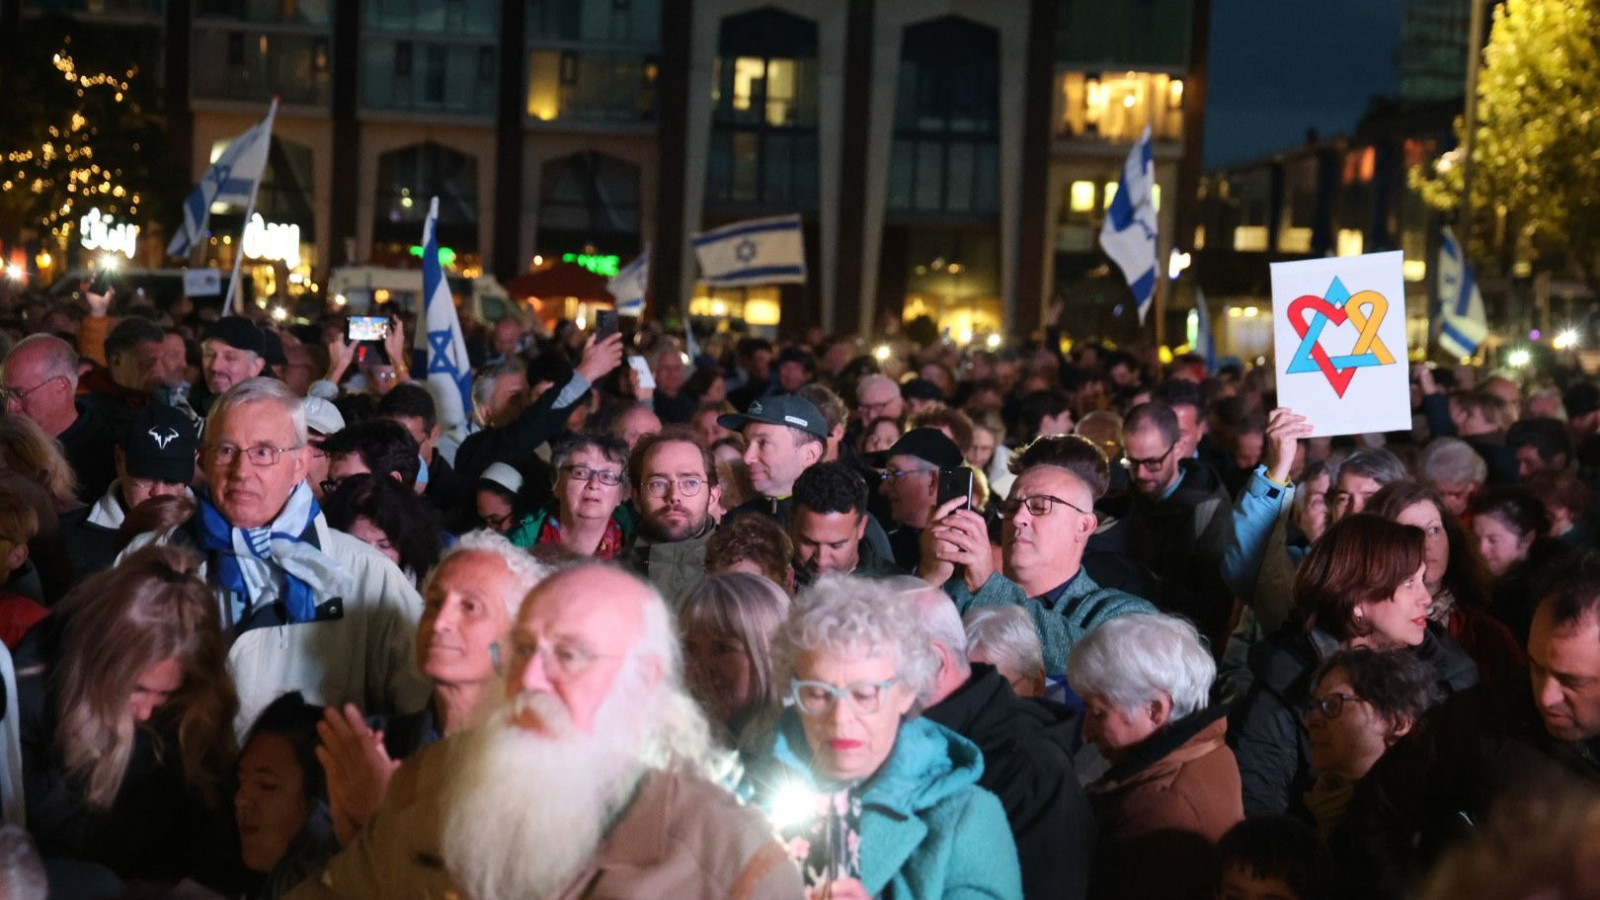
[197,481,351,624]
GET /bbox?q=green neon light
[562,252,621,277]
[408,245,457,266]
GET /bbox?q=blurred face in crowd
[161,333,191,388]
[492,318,522,358]
[557,446,626,526]
[742,423,821,498]
[1305,667,1404,782]
[879,453,939,529]
[863,419,901,455]
[613,406,661,452]
[967,426,997,472]
[205,400,308,529]
[1431,480,1478,518]
[1171,404,1204,460]
[637,440,719,542]
[1218,864,1301,900]
[681,623,754,726]
[791,506,866,579]
[1474,512,1534,576]
[324,452,373,494]
[129,657,183,723]
[745,348,773,382]
[110,338,165,393]
[857,381,904,423]
[1329,471,1383,521]
[236,733,310,873]
[346,517,400,567]
[777,360,809,393]
[482,373,528,427]
[419,550,517,687]
[1353,563,1431,650]
[507,568,647,735]
[476,488,517,533]
[793,649,915,783]
[1293,470,1332,545]
[1121,425,1180,497]
[1082,693,1165,761]
[115,450,188,509]
[1003,466,1096,591]
[1395,501,1450,593]
[387,414,439,460]
[652,350,687,396]
[692,408,734,448]
[1528,605,1600,743]
[306,435,332,501]
[1,344,76,434]
[202,339,266,395]
[1233,429,1265,472]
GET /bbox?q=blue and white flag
[1437,225,1488,360]
[166,100,277,257]
[415,197,473,428]
[693,214,806,287]
[608,245,649,316]
[1194,287,1217,374]
[1100,125,1159,324]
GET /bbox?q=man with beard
[625,426,721,606]
[790,462,902,585]
[291,564,802,900]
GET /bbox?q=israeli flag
[693,214,807,287]
[1437,225,1488,359]
[1100,125,1159,324]
[166,100,277,257]
[1195,287,1217,374]
[415,197,473,429]
[609,245,649,316]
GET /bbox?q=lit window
[1337,229,1364,256]
[1070,181,1097,213]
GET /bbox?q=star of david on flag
[167,100,277,257]
[415,197,473,428]
[693,214,807,287]
[1437,226,1488,360]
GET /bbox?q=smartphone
[627,355,656,390]
[88,268,112,296]
[347,316,390,343]
[937,467,975,512]
[595,309,619,341]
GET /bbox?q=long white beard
[438,692,644,900]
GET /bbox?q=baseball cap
[122,404,199,484]
[203,316,267,357]
[873,427,964,470]
[302,396,346,438]
[717,394,829,440]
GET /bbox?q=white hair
[888,575,967,658]
[856,373,897,401]
[1066,613,1214,719]
[423,530,551,619]
[204,377,309,446]
[1420,437,1488,486]
[962,606,1045,687]
[774,574,940,701]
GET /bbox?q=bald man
[2,334,116,501]
[294,565,801,900]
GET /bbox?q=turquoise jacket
[753,711,1023,900]
[944,569,1155,677]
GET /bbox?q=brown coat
[286,734,802,900]
[1087,709,1245,900]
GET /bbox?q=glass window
[374,143,479,246]
[197,0,330,25]
[193,27,331,104]
[536,152,642,256]
[527,0,660,47]
[365,0,497,37]
[525,49,657,122]
[363,40,496,114]
[1055,0,1192,69]
[1055,71,1184,143]
[889,17,1000,220]
[705,7,819,212]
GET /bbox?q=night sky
[1204,0,1404,169]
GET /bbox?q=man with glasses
[123,377,429,730]
[875,428,965,572]
[920,435,1153,676]
[855,374,905,426]
[1118,401,1236,647]
[625,426,721,605]
[1,333,116,502]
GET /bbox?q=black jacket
[58,400,117,505]
[1122,459,1236,645]
[58,504,124,588]
[454,376,585,489]
[922,664,1096,900]
[1229,622,1479,816]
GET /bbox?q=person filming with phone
[875,428,967,573]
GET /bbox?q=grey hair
[962,606,1045,687]
[1331,447,1409,489]
[423,529,551,618]
[204,377,308,446]
[609,564,716,771]
[773,575,941,702]
[1067,613,1215,719]
[7,333,81,390]
[1420,437,1487,486]
[472,359,525,408]
[886,575,967,659]
[856,374,897,402]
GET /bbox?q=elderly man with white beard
[289,564,804,900]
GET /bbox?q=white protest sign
[1271,250,1410,438]
[184,268,223,297]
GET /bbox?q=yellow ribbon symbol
[1344,290,1396,364]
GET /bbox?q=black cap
[900,378,944,402]
[122,404,199,484]
[202,316,267,357]
[874,427,964,470]
[260,328,287,367]
[777,346,814,369]
[717,394,829,439]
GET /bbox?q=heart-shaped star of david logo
[1284,276,1396,398]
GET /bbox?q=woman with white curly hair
[748,575,1023,900]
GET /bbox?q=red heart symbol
[1288,294,1356,398]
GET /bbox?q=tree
[1410,0,1600,292]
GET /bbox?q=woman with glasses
[1301,648,1443,900]
[748,576,1023,900]
[1228,514,1477,816]
[507,433,633,560]
[1067,613,1243,900]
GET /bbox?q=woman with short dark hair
[322,473,443,587]
[1471,485,1573,643]
[1229,514,1478,816]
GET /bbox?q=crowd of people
[1,284,1600,900]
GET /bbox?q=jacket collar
[921,663,1009,736]
[1094,705,1230,791]
[585,767,670,868]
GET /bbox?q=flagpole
[224,97,279,315]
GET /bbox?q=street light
[1555,328,1580,351]
[1507,348,1532,368]
[3,265,24,283]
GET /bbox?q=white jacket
[123,517,432,736]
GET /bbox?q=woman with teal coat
[747,575,1023,900]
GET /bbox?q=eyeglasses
[481,512,513,530]
[0,376,63,405]
[643,475,706,498]
[791,678,898,717]
[561,464,623,487]
[882,467,935,482]
[999,494,1090,519]
[204,443,302,468]
[510,638,628,682]
[1120,442,1177,473]
[1307,692,1368,720]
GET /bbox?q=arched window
[705,7,819,211]
[373,142,478,248]
[536,151,641,256]
[888,16,1000,218]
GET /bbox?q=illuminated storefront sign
[242,214,302,268]
[79,207,139,259]
[563,252,620,277]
